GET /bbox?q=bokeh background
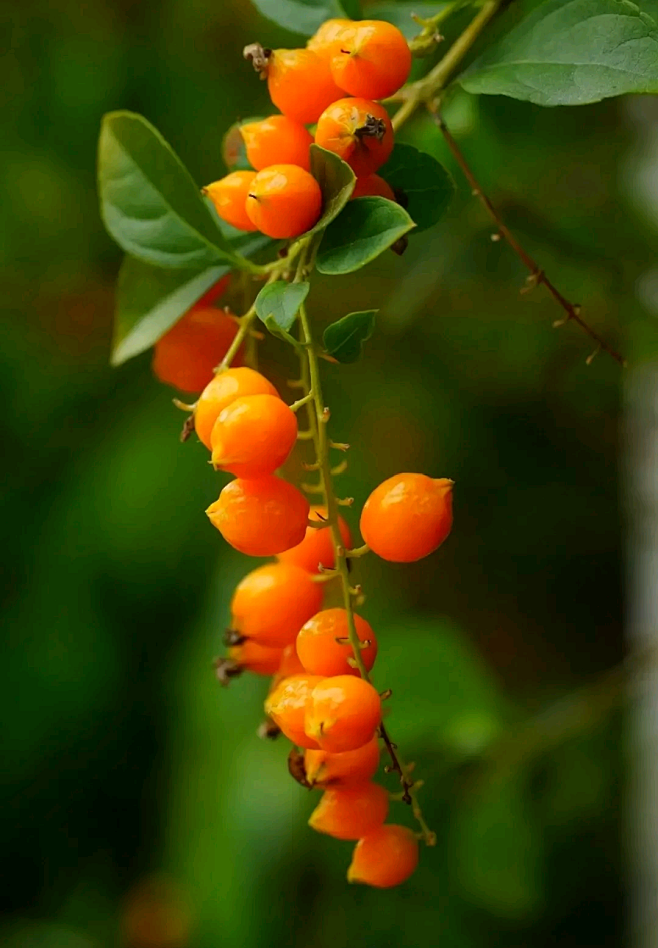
[4,1,658,945]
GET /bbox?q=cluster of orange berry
[205,17,411,239]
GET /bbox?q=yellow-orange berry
[308,782,389,839]
[194,368,279,450]
[351,174,395,201]
[206,476,310,556]
[265,673,324,748]
[205,172,258,232]
[330,21,412,100]
[246,165,322,239]
[152,307,242,394]
[277,506,352,574]
[360,473,454,562]
[240,115,313,172]
[307,18,352,57]
[296,608,378,677]
[264,48,344,124]
[347,824,419,888]
[230,563,324,648]
[210,394,298,478]
[305,675,381,753]
[272,643,306,688]
[228,639,283,676]
[315,98,394,177]
[304,736,380,788]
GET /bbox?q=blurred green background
[4,0,654,945]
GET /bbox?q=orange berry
[308,782,389,839]
[277,506,352,574]
[330,21,412,100]
[196,273,231,308]
[194,368,279,450]
[264,48,344,124]
[205,172,258,232]
[296,608,378,677]
[152,307,242,394]
[305,675,381,753]
[210,394,298,478]
[304,736,380,788]
[307,18,352,57]
[206,476,310,556]
[360,473,454,562]
[273,643,306,687]
[315,98,394,177]
[351,174,395,200]
[265,673,324,748]
[228,639,283,676]
[230,563,324,649]
[240,115,313,171]
[347,824,419,888]
[245,165,322,239]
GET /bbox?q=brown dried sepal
[287,748,312,789]
[355,114,386,142]
[257,718,281,740]
[391,236,409,257]
[213,656,243,686]
[180,414,195,443]
[243,43,272,78]
[223,628,247,647]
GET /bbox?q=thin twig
[433,112,626,367]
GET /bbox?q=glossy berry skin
[352,174,395,201]
[309,782,389,840]
[330,21,412,100]
[265,673,324,748]
[305,675,382,753]
[240,115,313,172]
[277,506,352,574]
[360,473,454,562]
[307,18,351,57]
[229,639,283,676]
[246,165,322,239]
[195,368,279,450]
[267,48,344,124]
[348,824,419,888]
[152,307,241,394]
[304,736,380,788]
[296,608,377,677]
[206,476,310,556]
[231,563,324,649]
[205,172,258,232]
[315,98,394,177]
[210,394,298,478]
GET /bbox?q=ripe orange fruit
[245,165,322,239]
[277,506,352,574]
[272,643,306,688]
[240,115,313,171]
[351,174,395,200]
[305,675,381,753]
[206,476,310,556]
[307,18,351,57]
[347,824,419,888]
[194,368,279,450]
[296,608,378,677]
[228,639,283,676]
[265,673,324,748]
[205,172,258,232]
[263,48,344,124]
[230,563,324,649]
[330,21,412,100]
[304,736,380,788]
[152,307,242,394]
[360,473,454,562]
[314,98,394,177]
[210,394,298,478]
[308,782,389,839]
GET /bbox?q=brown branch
[434,113,627,368]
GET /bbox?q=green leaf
[340,0,361,17]
[98,111,236,269]
[323,309,377,363]
[308,145,356,235]
[368,2,449,38]
[221,116,263,172]
[250,0,350,36]
[255,281,310,338]
[380,142,455,232]
[461,0,658,106]
[316,197,415,274]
